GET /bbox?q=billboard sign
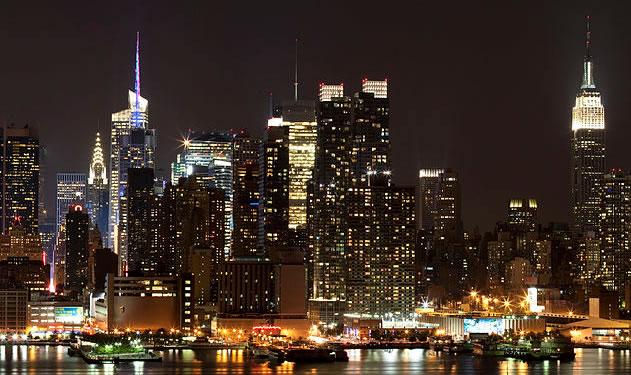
[55,307,83,324]
[464,318,504,334]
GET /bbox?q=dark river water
[1,346,631,374]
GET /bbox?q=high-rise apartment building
[87,131,109,238]
[311,85,353,301]
[345,180,415,317]
[109,34,157,269]
[570,17,605,238]
[352,80,390,184]
[56,173,86,239]
[2,125,40,234]
[232,130,260,257]
[599,170,631,305]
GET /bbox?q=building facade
[65,204,90,292]
[56,173,86,240]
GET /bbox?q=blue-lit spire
[135,31,140,111]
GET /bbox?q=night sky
[0,1,628,232]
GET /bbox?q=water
[1,346,631,374]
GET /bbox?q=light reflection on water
[0,346,630,374]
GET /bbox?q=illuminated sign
[464,319,504,334]
[55,307,83,324]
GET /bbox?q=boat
[472,341,504,356]
[503,336,575,361]
[285,347,334,363]
[251,344,270,358]
[443,341,472,354]
[429,336,450,352]
[268,347,285,363]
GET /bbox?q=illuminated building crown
[89,131,108,185]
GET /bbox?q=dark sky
[1,1,629,232]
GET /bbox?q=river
[1,346,631,374]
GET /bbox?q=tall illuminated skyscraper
[2,125,40,234]
[56,172,86,240]
[570,16,605,237]
[109,33,157,268]
[87,131,108,238]
[171,130,233,257]
[259,101,317,252]
[598,170,631,305]
[232,130,260,257]
[417,169,444,230]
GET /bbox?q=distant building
[599,170,631,305]
[171,130,233,258]
[0,257,49,299]
[508,199,538,233]
[0,223,42,262]
[505,257,532,290]
[87,131,109,241]
[65,204,90,292]
[417,169,444,231]
[345,180,415,318]
[0,287,28,333]
[56,172,86,239]
[109,34,156,267]
[232,130,260,257]
[95,273,193,332]
[126,168,154,274]
[28,300,84,337]
[570,18,605,238]
[3,125,40,234]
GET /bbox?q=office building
[0,223,42,262]
[109,34,157,268]
[232,130,260,257]
[0,257,50,298]
[87,131,109,239]
[65,204,90,292]
[508,199,538,233]
[435,170,462,236]
[126,168,154,274]
[0,287,28,334]
[171,130,233,258]
[570,17,605,238]
[3,125,40,234]
[56,172,86,239]
[95,273,193,332]
[259,101,317,252]
[417,169,444,230]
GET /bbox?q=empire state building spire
[582,16,595,89]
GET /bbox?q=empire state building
[570,16,605,238]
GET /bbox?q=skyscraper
[109,33,157,267]
[508,199,538,233]
[570,16,605,238]
[65,204,90,292]
[311,84,352,301]
[56,173,86,239]
[259,100,317,252]
[171,130,233,257]
[87,131,109,239]
[352,80,390,184]
[126,168,154,274]
[232,130,260,257]
[345,179,415,317]
[599,170,631,305]
[435,169,462,237]
[417,169,444,230]
[3,125,40,234]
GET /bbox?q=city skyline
[3,3,631,232]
